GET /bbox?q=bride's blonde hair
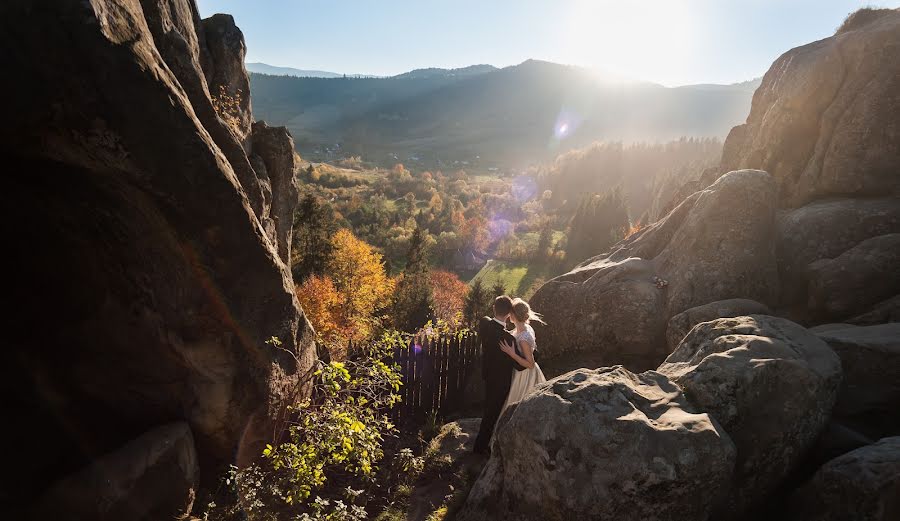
[510,298,546,325]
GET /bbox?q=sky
[197,0,898,86]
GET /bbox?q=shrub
[210,85,244,135]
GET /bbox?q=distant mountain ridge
[246,62,377,78]
[392,64,498,79]
[249,59,761,169]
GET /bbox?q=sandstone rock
[776,198,900,315]
[458,366,735,521]
[788,436,900,521]
[532,257,667,371]
[199,13,253,145]
[658,315,842,518]
[815,323,900,439]
[809,323,858,334]
[666,298,771,350]
[720,9,900,207]
[532,170,778,371]
[35,423,198,521]
[140,0,268,218]
[808,234,900,322]
[0,0,316,508]
[251,122,301,266]
[849,295,900,325]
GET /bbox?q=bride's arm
[500,338,535,369]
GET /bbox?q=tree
[565,187,629,266]
[491,282,507,298]
[463,278,491,326]
[295,274,342,345]
[429,270,468,328]
[297,229,395,356]
[536,219,554,261]
[391,225,434,332]
[291,192,336,281]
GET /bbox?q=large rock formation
[720,9,900,208]
[0,0,315,514]
[658,315,843,518]
[776,197,900,318]
[531,9,900,371]
[788,436,900,521]
[807,234,900,322]
[532,169,778,371]
[665,298,772,350]
[36,423,198,521]
[814,323,900,439]
[458,367,736,521]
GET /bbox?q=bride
[498,298,547,414]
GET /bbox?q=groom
[473,295,518,454]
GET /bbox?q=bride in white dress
[498,298,547,414]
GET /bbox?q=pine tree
[463,278,491,326]
[564,187,629,266]
[536,219,553,261]
[391,224,434,332]
[491,282,506,298]
[291,192,336,281]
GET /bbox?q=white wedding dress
[500,324,547,414]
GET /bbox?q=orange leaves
[429,269,468,328]
[296,229,396,356]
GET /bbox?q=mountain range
[249,60,760,170]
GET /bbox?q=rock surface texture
[458,366,736,521]
[814,323,900,439]
[720,9,900,208]
[665,298,772,350]
[532,169,778,370]
[531,9,900,369]
[658,315,843,519]
[0,0,315,514]
[36,423,198,521]
[788,436,900,521]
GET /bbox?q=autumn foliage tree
[295,229,395,357]
[429,269,469,328]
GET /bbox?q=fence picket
[387,331,481,429]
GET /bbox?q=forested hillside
[250,60,757,169]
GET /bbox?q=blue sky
[197,1,898,86]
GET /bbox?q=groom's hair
[493,295,513,316]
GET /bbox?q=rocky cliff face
[531,8,900,372]
[485,10,900,521]
[0,0,315,517]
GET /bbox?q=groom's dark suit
[473,315,518,453]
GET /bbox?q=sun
[563,0,697,85]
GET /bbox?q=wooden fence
[390,332,481,428]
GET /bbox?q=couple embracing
[473,295,547,454]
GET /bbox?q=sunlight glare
[565,0,697,85]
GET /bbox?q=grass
[469,258,557,298]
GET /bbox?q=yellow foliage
[297,229,396,357]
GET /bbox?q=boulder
[788,436,900,521]
[849,294,900,325]
[814,323,900,439]
[658,315,842,518]
[0,0,316,509]
[776,198,900,313]
[532,170,778,371]
[532,257,667,371]
[35,423,198,521]
[457,366,735,521]
[666,298,772,350]
[807,234,900,322]
[720,9,900,208]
